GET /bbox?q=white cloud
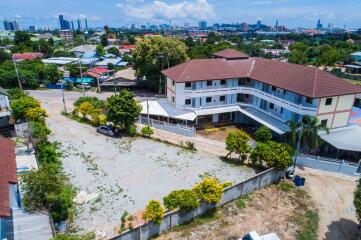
[117,0,215,20]
[14,14,21,19]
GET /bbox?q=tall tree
[288,42,309,64]
[225,130,251,160]
[106,89,141,132]
[133,36,188,92]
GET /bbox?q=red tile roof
[12,52,44,61]
[162,57,361,98]
[120,44,136,50]
[0,137,17,218]
[84,67,112,78]
[213,49,249,60]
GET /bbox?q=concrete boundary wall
[110,168,283,240]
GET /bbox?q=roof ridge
[247,59,256,77]
[178,60,193,81]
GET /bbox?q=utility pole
[147,98,150,127]
[78,60,85,96]
[61,81,67,114]
[113,71,117,95]
[12,58,22,89]
[96,77,101,93]
[293,122,304,170]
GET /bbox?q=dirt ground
[28,90,256,238]
[157,181,316,240]
[296,167,360,240]
[197,125,256,145]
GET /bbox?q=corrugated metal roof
[162,57,361,98]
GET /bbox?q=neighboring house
[0,31,15,41]
[12,52,44,61]
[95,58,128,68]
[0,137,19,240]
[42,57,80,66]
[69,44,96,58]
[59,30,73,42]
[0,88,12,129]
[119,44,135,54]
[351,52,361,63]
[142,49,361,135]
[83,67,113,82]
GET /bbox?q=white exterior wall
[317,114,334,128]
[336,94,355,111]
[318,96,338,114]
[332,112,351,128]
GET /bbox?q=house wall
[317,94,355,128]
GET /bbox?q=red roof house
[84,67,113,79]
[12,52,44,61]
[0,137,17,218]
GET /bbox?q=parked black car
[96,125,119,137]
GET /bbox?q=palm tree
[286,120,298,148]
[301,116,329,152]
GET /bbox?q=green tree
[301,116,328,152]
[106,89,141,132]
[289,42,308,64]
[142,200,165,225]
[225,130,251,160]
[354,178,361,223]
[0,49,11,62]
[163,189,199,211]
[255,126,272,143]
[96,45,105,56]
[7,88,27,100]
[36,142,61,166]
[107,47,120,56]
[29,121,51,145]
[133,36,188,92]
[193,178,224,204]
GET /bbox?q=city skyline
[0,0,361,29]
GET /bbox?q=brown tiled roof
[162,57,361,98]
[0,137,17,218]
[213,49,249,59]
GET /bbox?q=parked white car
[242,231,280,240]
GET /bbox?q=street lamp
[78,60,85,97]
[293,122,304,170]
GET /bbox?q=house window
[283,90,287,95]
[172,96,175,102]
[269,103,274,110]
[238,79,245,85]
[220,80,226,85]
[185,99,191,105]
[280,107,283,114]
[271,86,277,91]
[246,78,250,83]
[245,94,249,98]
[185,82,191,88]
[321,119,328,127]
[172,80,175,86]
[206,97,212,103]
[325,98,333,106]
[206,80,212,86]
[220,95,226,102]
[306,97,313,104]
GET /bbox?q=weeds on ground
[297,210,319,240]
[235,194,251,209]
[277,181,295,192]
[171,208,221,232]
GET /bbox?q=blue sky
[0,0,360,29]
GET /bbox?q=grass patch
[235,194,251,209]
[297,210,319,240]
[277,181,295,192]
[171,208,221,232]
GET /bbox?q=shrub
[29,121,51,145]
[163,189,199,211]
[127,124,137,136]
[277,181,294,192]
[66,81,73,90]
[25,107,47,123]
[354,178,361,223]
[10,96,40,121]
[91,113,107,126]
[142,200,165,225]
[255,126,272,142]
[222,182,233,188]
[7,88,27,100]
[141,126,154,137]
[78,102,94,119]
[193,178,224,204]
[225,130,250,159]
[36,142,61,166]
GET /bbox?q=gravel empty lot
[29,90,256,238]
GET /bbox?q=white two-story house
[140,49,361,135]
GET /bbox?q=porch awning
[194,105,241,116]
[239,106,290,134]
[318,125,361,152]
[140,100,196,121]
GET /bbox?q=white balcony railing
[183,86,317,116]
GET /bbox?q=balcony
[183,86,317,116]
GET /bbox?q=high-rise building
[59,15,70,30]
[71,21,75,30]
[77,19,81,30]
[275,20,279,31]
[198,20,207,30]
[85,19,88,30]
[316,19,323,30]
[28,25,36,32]
[3,20,20,31]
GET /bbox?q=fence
[138,116,196,137]
[332,71,361,81]
[296,154,361,176]
[110,168,284,240]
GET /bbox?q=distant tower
[275,20,279,32]
[71,21,75,30]
[85,18,88,30]
[77,19,81,30]
[316,19,323,30]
